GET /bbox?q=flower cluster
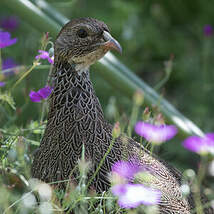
[111,160,161,209]
[29,86,53,103]
[0,26,18,87]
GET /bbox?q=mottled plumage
[32,18,213,213]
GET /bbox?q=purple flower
[135,122,178,144]
[112,160,141,180]
[2,58,17,76]
[35,50,54,64]
[0,81,5,87]
[204,25,213,37]
[29,86,53,102]
[182,133,214,155]
[0,16,19,31]
[112,184,161,208]
[0,31,17,48]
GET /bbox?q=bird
[31,18,213,213]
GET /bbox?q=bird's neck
[48,60,105,123]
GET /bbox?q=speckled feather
[31,18,213,214]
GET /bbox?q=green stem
[154,74,170,91]
[11,61,39,91]
[193,156,207,214]
[127,104,139,137]
[86,137,116,189]
[40,100,46,123]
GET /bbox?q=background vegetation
[0,0,214,213]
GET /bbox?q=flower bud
[142,107,151,121]
[133,90,144,106]
[112,122,121,138]
[154,113,165,125]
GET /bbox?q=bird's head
[55,17,122,71]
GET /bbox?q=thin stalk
[193,156,207,214]
[127,104,139,137]
[11,61,39,91]
[40,64,54,123]
[40,100,46,123]
[86,137,116,189]
[154,73,170,91]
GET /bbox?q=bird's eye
[77,29,88,38]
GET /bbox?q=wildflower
[0,31,17,48]
[29,86,52,102]
[112,160,141,180]
[182,133,214,155]
[135,121,177,144]
[111,160,161,208]
[203,25,213,37]
[35,50,54,64]
[2,57,17,76]
[112,183,161,208]
[0,16,19,31]
[0,81,5,87]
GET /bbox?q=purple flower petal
[206,133,214,142]
[35,50,54,64]
[0,31,17,48]
[29,90,42,102]
[135,122,177,144]
[182,133,214,155]
[29,86,52,103]
[112,184,161,208]
[204,25,213,37]
[0,16,19,31]
[0,81,5,87]
[112,160,141,180]
[47,56,54,64]
[37,86,52,99]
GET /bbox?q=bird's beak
[101,31,122,54]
